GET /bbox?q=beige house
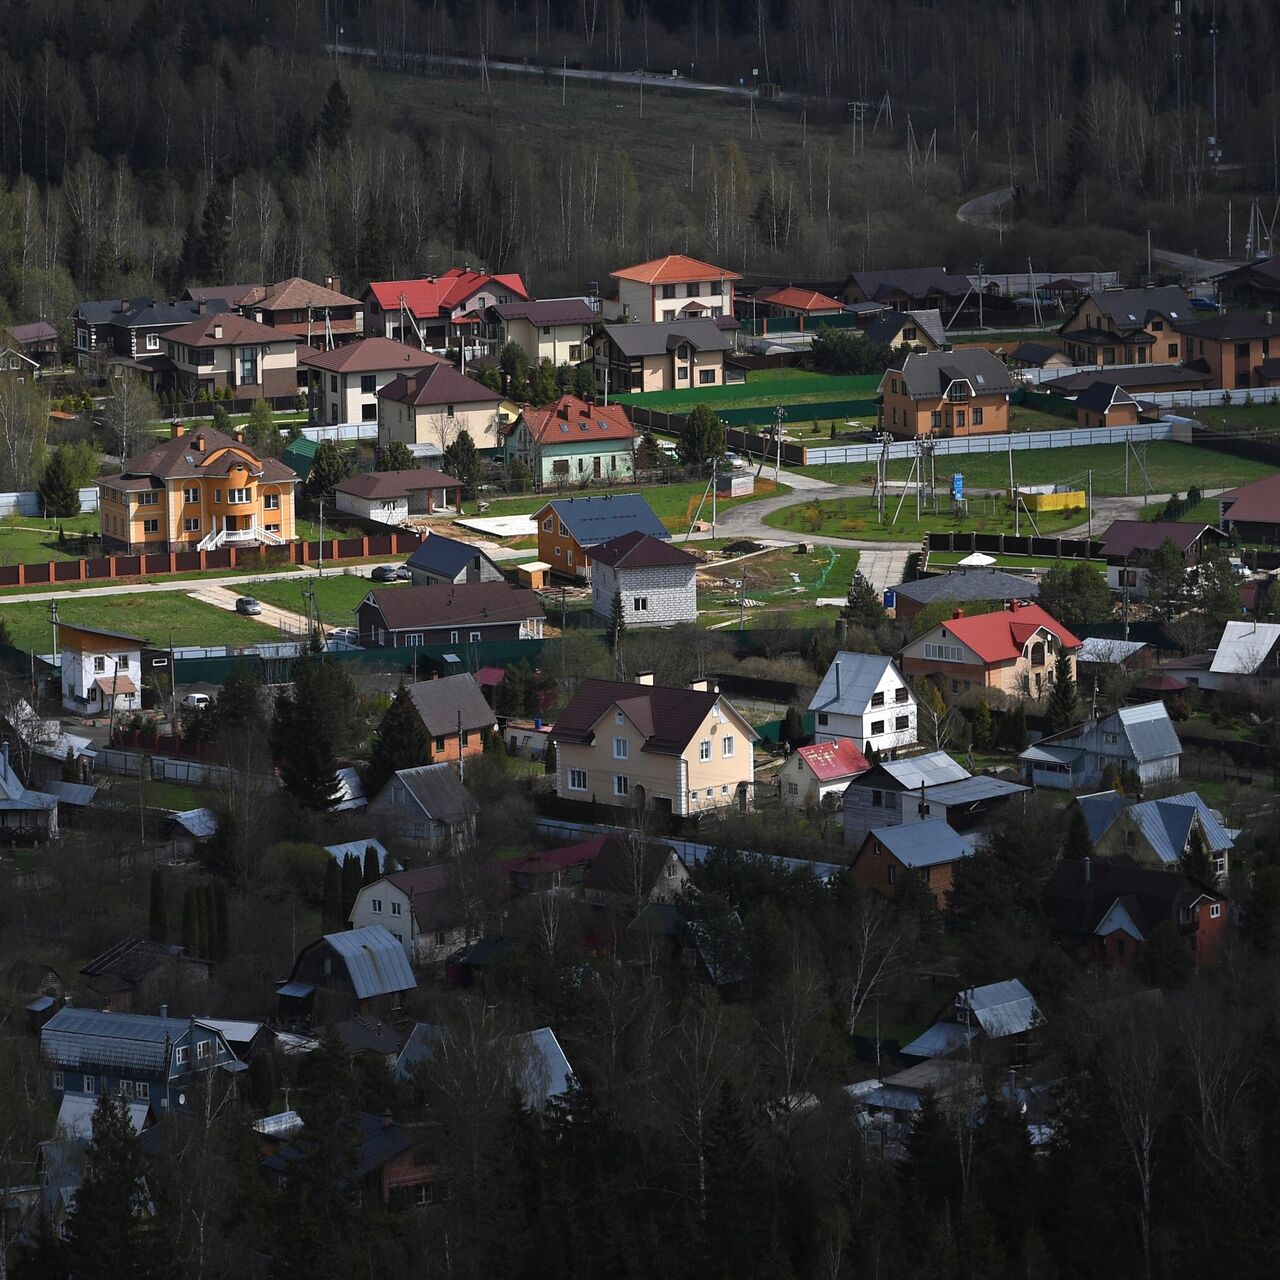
[550,675,757,816]
[1058,286,1190,368]
[591,318,732,395]
[606,254,740,323]
[377,362,505,454]
[301,337,446,426]
[484,298,598,366]
[162,313,299,400]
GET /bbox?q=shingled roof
[405,673,495,738]
[362,582,544,631]
[588,530,698,569]
[163,312,287,348]
[114,425,298,485]
[238,276,360,310]
[610,255,741,284]
[891,348,1015,400]
[377,362,501,407]
[517,395,636,445]
[300,336,447,373]
[599,318,731,358]
[923,602,1080,664]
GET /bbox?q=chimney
[1268,311,1274,326]
[170,422,186,439]
[212,323,223,340]
[234,429,245,443]
[952,607,964,620]
[559,403,570,421]
[196,299,207,314]
[325,275,342,295]
[192,432,206,453]
[1083,855,1091,884]
[635,671,655,686]
[118,299,129,312]
[835,660,842,698]
[160,1004,168,1020]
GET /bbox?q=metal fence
[0,486,100,517]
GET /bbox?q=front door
[593,456,601,478]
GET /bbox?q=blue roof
[393,1022,448,1081]
[1077,790,1132,843]
[276,981,315,999]
[41,1007,227,1072]
[1077,789,1233,864]
[923,775,1028,805]
[405,533,498,578]
[900,1021,978,1058]
[540,494,670,546]
[868,819,978,868]
[323,925,417,999]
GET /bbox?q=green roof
[282,438,319,480]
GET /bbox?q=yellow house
[550,675,757,816]
[98,424,299,552]
[376,362,505,454]
[1058,286,1190,368]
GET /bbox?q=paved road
[187,584,311,635]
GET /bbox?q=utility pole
[1086,468,1093,538]
[317,497,325,577]
[738,571,747,630]
[975,261,985,329]
[774,403,783,486]
[1007,432,1018,537]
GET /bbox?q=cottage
[1217,472,1280,545]
[160,312,299,401]
[534,493,670,582]
[1073,380,1142,428]
[885,566,1039,623]
[376,363,505,454]
[277,924,417,1024]
[403,533,503,587]
[399,674,497,763]
[1041,363,1215,398]
[483,297,597,365]
[1058,286,1189,368]
[70,296,236,370]
[852,818,978,909]
[3,320,60,366]
[365,762,477,854]
[583,838,691,914]
[837,267,971,314]
[752,286,845,321]
[79,938,209,1013]
[862,308,949,352]
[900,979,1043,1064]
[58,622,148,716]
[0,742,59,840]
[590,318,733,395]
[606,254,739,324]
[589,531,699,629]
[356,581,545,647]
[365,269,530,347]
[1097,520,1227,597]
[348,865,479,966]
[877,349,1015,439]
[1019,701,1182,792]
[503,394,638,488]
[1174,311,1280,390]
[236,276,363,342]
[1077,789,1235,880]
[808,653,918,753]
[301,337,446,426]
[332,467,463,524]
[1214,256,1280,311]
[1007,341,1073,371]
[780,738,870,808]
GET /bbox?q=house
[79,938,209,1013]
[852,819,979,910]
[886,566,1039,623]
[1073,380,1142,428]
[399,674,496,763]
[348,865,478,966]
[403,533,503,587]
[483,297,597,366]
[1096,519,1227,597]
[583,838,691,913]
[365,763,477,854]
[877,349,1015,439]
[1174,311,1280,389]
[1057,286,1189,367]
[837,267,971,313]
[1214,256,1280,311]
[1041,363,1214,397]
[752,286,845,321]
[502,837,608,896]
[1007,341,1073,371]
[900,601,1081,698]
[1074,637,1155,692]
[364,269,530,347]
[626,903,752,997]
[355,581,545,647]
[324,837,390,873]
[300,337,446,426]
[332,467,462,524]
[1165,619,1280,693]
[781,738,870,808]
[235,276,363,342]
[1018,701,1182,792]
[534,493,670,583]
[900,979,1043,1064]
[809,653,918,753]
[606,254,739,324]
[59,622,147,715]
[40,1006,239,1113]
[376,363,505,454]
[590,318,733,395]
[98,423,298,552]
[4,320,60,365]
[1046,857,1227,968]
[842,750,1028,847]
[179,282,262,309]
[0,742,59,840]
[1217,472,1280,545]
[0,344,38,377]
[4,699,95,787]
[862,307,949,352]
[277,925,417,1024]
[589,531,699,629]
[69,295,235,369]
[1077,789,1235,880]
[503,394,638,488]
[160,312,299,401]
[550,675,757,815]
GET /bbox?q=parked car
[394,565,412,580]
[1190,295,1220,311]
[371,564,402,582]
[329,627,359,644]
[179,692,212,711]
[235,597,263,616]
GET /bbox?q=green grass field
[246,572,393,627]
[1141,496,1222,524]
[612,371,881,412]
[0,593,276,655]
[926,551,1105,573]
[1176,402,1280,431]
[0,513,101,563]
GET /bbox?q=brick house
[1174,311,1280,389]
[398,673,497,764]
[877,349,1014,439]
[236,276,364,343]
[1058,286,1190,367]
[160,312,300,400]
[606,254,739,324]
[364,269,530,347]
[355,582,545,647]
[852,818,978,909]
[590,318,733,395]
[589,531,699,629]
[1073,381,1141,428]
[533,493,670,582]
[376,362,505,454]
[483,297,597,366]
[301,336,446,426]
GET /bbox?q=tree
[181,886,199,957]
[609,586,625,646]
[358,216,391,286]
[212,879,229,963]
[679,403,726,467]
[1061,804,1094,860]
[181,183,230,283]
[841,571,884,629]
[306,439,349,499]
[244,399,277,455]
[101,371,158,462]
[379,439,415,472]
[212,401,232,433]
[573,362,597,399]
[37,444,82,517]
[1181,823,1214,883]
[973,698,993,749]
[366,681,430,794]
[782,704,806,750]
[1144,537,1187,620]
[1044,649,1079,732]
[529,358,559,405]
[1001,703,1028,751]
[916,679,959,751]
[1192,546,1244,630]
[340,854,361,923]
[148,867,167,943]
[1039,560,1114,628]
[321,857,343,932]
[362,843,381,886]
[498,340,529,395]
[809,325,894,374]
[443,429,480,498]
[318,76,353,148]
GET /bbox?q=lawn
[793,441,1280,497]
[0,513,101,563]
[764,495,1085,543]
[612,372,881,412]
[1182,402,1280,431]
[927,551,1106,573]
[1008,407,1077,431]
[0,593,276,655]
[1141,496,1222,524]
[697,546,860,630]
[247,572,394,627]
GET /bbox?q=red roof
[367,268,529,320]
[472,666,506,687]
[517,395,636,445]
[300,336,447,374]
[502,837,609,877]
[1219,472,1280,527]
[589,529,699,569]
[756,286,844,313]
[610,255,742,285]
[796,738,870,782]
[932,602,1081,664]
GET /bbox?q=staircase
[196,522,286,551]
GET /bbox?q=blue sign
[882,589,896,610]
[951,473,965,501]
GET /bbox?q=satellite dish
[178,1093,187,1107]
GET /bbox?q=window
[120,1079,134,1098]
[1103,732,1119,745]
[1235,342,1250,358]
[613,737,629,759]
[469,631,481,643]
[871,789,883,807]
[239,347,259,384]
[435,736,446,752]
[871,720,884,735]
[887,865,896,885]
[371,898,383,913]
[391,900,402,916]
[699,369,715,384]
[214,488,222,503]
[543,515,554,531]
[412,821,427,839]
[142,519,159,533]
[722,736,734,758]
[228,487,251,503]
[445,404,455,418]
[614,774,629,797]
[136,1082,149,1101]
[1167,343,1178,358]
[1210,903,1222,919]
[923,642,964,662]
[972,407,984,426]
[955,410,965,428]
[196,1040,210,1061]
[699,739,712,762]
[661,284,676,299]
[1124,830,1137,848]
[329,374,339,393]
[633,596,648,612]
[362,402,377,421]
[404,632,424,647]
[94,656,106,673]
[895,715,910,730]
[183,486,199,504]
[84,1075,97,1093]
[930,410,942,429]
[264,492,280,510]
[52,1071,64,1091]
[569,344,582,361]
[817,713,828,726]
[175,1046,190,1066]
[895,687,909,703]
[788,782,799,796]
[615,711,625,724]
[677,365,689,380]
[449,630,459,643]
[568,768,588,791]
[871,692,885,708]
[136,490,158,505]
[360,373,376,395]
[184,517,200,533]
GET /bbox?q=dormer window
[946,381,971,402]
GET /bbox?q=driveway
[186,585,311,635]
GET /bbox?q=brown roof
[377,362,502,408]
[551,677,722,756]
[363,582,545,632]
[1219,472,1280,527]
[300,337,448,374]
[584,838,680,896]
[334,468,462,500]
[1098,520,1224,558]
[611,255,742,285]
[755,285,844,312]
[115,425,298,485]
[164,312,290,348]
[517,395,636,445]
[382,865,463,932]
[238,276,361,310]
[589,530,699,569]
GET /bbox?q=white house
[1164,620,1280,694]
[780,738,870,808]
[589,531,699,629]
[808,653,918,754]
[58,621,146,716]
[332,467,463,525]
[300,337,446,427]
[1019,701,1182,792]
[348,866,473,966]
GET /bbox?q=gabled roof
[890,567,1039,607]
[263,1110,422,1182]
[517,395,636,446]
[501,837,610,878]
[865,818,978,868]
[1097,520,1221,558]
[890,348,1015,400]
[588,529,698,569]
[162,312,287,348]
[1071,285,1188,330]
[1079,789,1234,865]
[5,319,58,344]
[610,255,741,285]
[842,267,969,302]
[489,298,597,326]
[334,467,461,500]
[1031,702,1181,766]
[797,738,871,782]
[405,673,495,738]
[115,425,298,485]
[920,603,1079,664]
[1208,621,1280,674]
[238,276,360,310]
[958,979,1043,1038]
[41,1007,229,1072]
[362,581,544,631]
[72,296,235,328]
[1046,858,1221,941]
[1076,790,1133,844]
[849,751,970,792]
[182,283,260,306]
[1075,381,1140,414]
[513,1027,574,1109]
[299,336,447,374]
[1218,472,1280,526]
[405,532,500,579]
[755,285,843,313]
[371,865,463,932]
[57,1093,151,1140]
[1043,363,1214,393]
[598,317,732,358]
[584,838,682,895]
[80,938,191,990]
[1076,637,1150,663]
[377,361,501,407]
[382,763,476,826]
[1008,340,1067,365]
[318,925,417,998]
[367,268,530,319]
[537,493,670,546]
[1173,312,1280,341]
[809,653,903,716]
[864,307,947,348]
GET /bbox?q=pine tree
[1061,804,1094,860]
[1044,650,1079,733]
[573,362,597,399]
[365,682,429,795]
[841,571,884,629]
[321,857,343,932]
[200,883,217,962]
[679,404,726,466]
[306,439,350,500]
[147,867,167,943]
[362,843,381,885]
[973,698,993,749]
[37,445,83,517]
[340,854,361,923]
[782,705,806,749]
[357,216,391,286]
[379,440,415,472]
[442,429,480,498]
[184,183,230,283]
[317,77,353,148]
[212,879,229,962]
[609,587,626,645]
[529,358,559,406]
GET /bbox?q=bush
[262,841,332,897]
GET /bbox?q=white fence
[0,486,99,518]
[298,423,379,443]
[1139,386,1280,409]
[98,747,233,787]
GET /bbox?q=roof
[959,979,1043,1038]
[116,425,297,485]
[362,581,544,631]
[516,395,636,445]
[891,567,1039,607]
[171,807,218,838]
[1173,312,1280,341]
[405,673,495,737]
[1080,789,1234,865]
[335,1017,407,1057]
[864,307,947,348]
[843,267,969,302]
[405,532,500,579]
[384,763,476,825]
[755,285,844,312]
[538,493,670,546]
[1113,702,1183,762]
[610,255,741,285]
[587,529,698,569]
[80,938,189,990]
[6,320,58,344]
[1208,621,1280,673]
[921,775,1029,805]
[512,1027,574,1109]
[1075,380,1140,414]
[0,747,57,812]
[324,838,389,871]
[1073,286,1189,330]
[162,312,287,348]
[502,837,610,878]
[300,336,447,373]
[377,361,501,407]
[551,677,754,755]
[334,467,461,500]
[43,780,98,807]
[1009,341,1066,365]
[921,602,1080,663]
[598,318,732,358]
[489,298,597,326]
[57,1093,150,1140]
[796,738,870,783]
[899,1021,979,1059]
[866,818,979,868]
[238,276,360,310]
[1098,520,1221,558]
[41,1007,226,1073]
[1077,637,1150,663]
[1046,858,1221,942]
[73,296,235,328]
[332,766,368,812]
[183,283,260,305]
[892,348,1015,400]
[1218,472,1280,526]
[263,1110,421,1183]
[393,1022,449,1079]
[584,838,682,895]
[854,751,971,791]
[196,1018,265,1047]
[1042,363,1214,393]
[367,268,530,318]
[808,653,901,716]
[318,925,417,998]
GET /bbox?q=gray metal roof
[1077,790,1133,843]
[57,1093,150,1140]
[391,763,476,824]
[41,1007,225,1073]
[873,751,972,791]
[1020,742,1082,766]
[809,653,901,716]
[600,317,731,357]
[1076,637,1149,663]
[171,807,218,838]
[960,979,1043,1037]
[1115,703,1182,764]
[1209,621,1280,675]
[891,568,1039,607]
[393,1022,448,1080]
[511,1027,574,1110]
[1127,792,1233,865]
[43,780,98,807]
[868,819,978,868]
[924,775,1029,805]
[863,307,947,349]
[332,766,368,812]
[276,981,315,998]
[323,925,417,999]
[540,494,671,547]
[892,348,1015,401]
[325,838,389,870]
[899,1021,978,1059]
[405,532,500,579]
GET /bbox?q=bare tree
[427,408,460,454]
[757,954,827,1124]
[101,370,159,463]
[843,894,902,1036]
[0,373,49,491]
[1180,998,1254,1169]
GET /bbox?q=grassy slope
[613,372,882,411]
[247,573,397,627]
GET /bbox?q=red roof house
[365,268,530,345]
[783,738,870,807]
[754,286,846,317]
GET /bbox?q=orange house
[1058,286,1189,367]
[401,674,495,764]
[534,493,669,582]
[1074,381,1141,428]
[878,350,1014,439]
[1174,312,1280,390]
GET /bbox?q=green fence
[1010,387,1076,419]
[738,312,863,337]
[717,398,880,427]
[756,712,816,744]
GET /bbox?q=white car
[180,692,212,711]
[328,627,359,645]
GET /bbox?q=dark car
[235,596,263,616]
[371,564,401,583]
[1190,296,1220,312]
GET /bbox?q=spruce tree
[609,587,626,645]
[340,854,360,923]
[529,358,559,405]
[306,439,350,500]
[972,698,993,750]
[185,183,230,283]
[782,705,806,750]
[212,879,230,962]
[362,843,381,885]
[678,404,726,467]
[318,77,353,147]
[181,887,198,956]
[200,883,217,961]
[147,867,167,943]
[37,445,82,518]
[321,857,343,933]
[379,440,415,472]
[365,682,429,795]
[543,737,556,776]
[1044,650,1079,734]
[841,571,884,629]
[1004,704,1028,751]
[573,362,597,399]
[1061,804,1094,860]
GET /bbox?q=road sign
[951,473,965,501]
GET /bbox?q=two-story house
[365,269,530,347]
[40,1006,239,1113]
[809,653,918,754]
[862,307,949,352]
[236,275,363,343]
[590,318,733,395]
[301,337,447,425]
[1077,789,1235,882]
[355,581,545,647]
[549,674,757,815]
[900,601,1080,698]
[348,865,477,966]
[1217,472,1280,545]
[397,674,496,764]
[69,296,235,370]
[852,818,979,909]
[98,423,298,552]
[1173,311,1280,389]
[1019,701,1182,791]
[886,566,1040,624]
[483,298,597,366]
[589,531,699,629]
[377,363,505,454]
[878,349,1014,438]
[1214,256,1280,311]
[583,839,691,914]
[1096,519,1227,598]
[503,394,638,487]
[59,621,146,715]
[606,254,740,323]
[161,312,299,401]
[1058,286,1189,367]
[403,532,503,587]
[534,493,670,582]
[277,925,417,1024]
